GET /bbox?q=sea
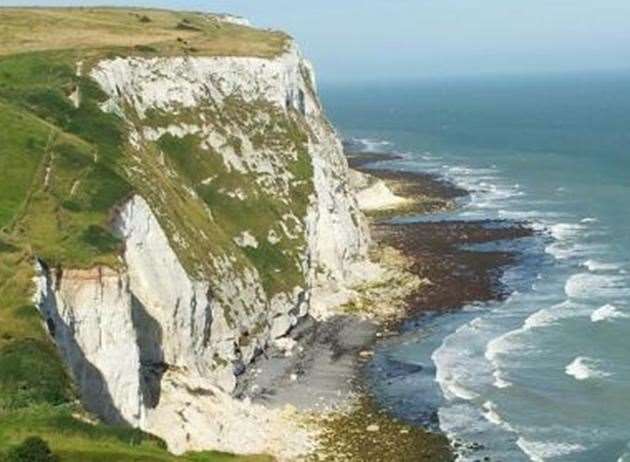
[321,72,630,461]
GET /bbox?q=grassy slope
[0,8,287,58]
[0,8,288,461]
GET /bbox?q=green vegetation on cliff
[0,7,301,461]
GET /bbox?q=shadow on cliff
[131,294,166,409]
[39,293,127,424]
[37,261,167,422]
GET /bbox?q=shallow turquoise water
[322,73,630,461]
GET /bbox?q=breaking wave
[565,273,630,300]
[517,437,586,462]
[591,304,629,322]
[565,356,611,381]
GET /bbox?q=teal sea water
[321,73,630,461]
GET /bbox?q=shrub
[81,225,121,253]
[176,20,201,31]
[0,339,72,409]
[134,44,158,53]
[7,436,59,462]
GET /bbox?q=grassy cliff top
[0,7,289,58]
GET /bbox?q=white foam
[498,209,540,219]
[565,273,630,300]
[482,401,510,428]
[544,221,594,260]
[545,242,584,260]
[591,304,629,323]
[485,331,533,368]
[583,259,621,272]
[484,300,589,394]
[581,217,599,224]
[492,370,513,388]
[486,301,577,365]
[353,137,391,152]
[432,345,481,401]
[521,300,588,330]
[517,437,585,462]
[485,332,519,363]
[565,356,611,381]
[448,165,475,175]
[550,222,584,241]
[523,308,559,329]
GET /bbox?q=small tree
[7,436,58,462]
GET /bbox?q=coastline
[236,141,535,461]
[339,143,535,460]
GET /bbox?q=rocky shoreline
[332,147,534,460]
[235,145,534,461]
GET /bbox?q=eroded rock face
[33,41,371,458]
[34,197,314,458]
[90,44,370,284]
[34,263,144,424]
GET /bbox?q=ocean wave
[517,437,586,462]
[542,221,596,260]
[522,300,590,330]
[492,370,513,388]
[591,304,629,322]
[497,210,544,220]
[565,356,611,381]
[550,222,585,241]
[485,329,533,364]
[484,300,583,390]
[447,165,476,175]
[482,401,514,431]
[347,137,391,152]
[523,308,560,329]
[564,273,630,300]
[581,217,599,224]
[432,347,481,401]
[544,242,584,260]
[583,259,621,272]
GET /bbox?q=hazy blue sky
[6,0,630,82]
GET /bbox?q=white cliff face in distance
[33,38,376,459]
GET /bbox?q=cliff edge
[0,7,380,461]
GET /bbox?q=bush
[133,44,158,53]
[7,437,59,462]
[0,339,72,409]
[176,20,201,31]
[81,225,121,253]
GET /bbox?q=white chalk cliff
[33,38,374,459]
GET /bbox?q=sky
[5,0,630,82]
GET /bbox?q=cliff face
[32,42,370,457]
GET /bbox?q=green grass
[0,104,49,229]
[0,339,72,411]
[0,51,132,268]
[0,8,288,59]
[0,405,272,462]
